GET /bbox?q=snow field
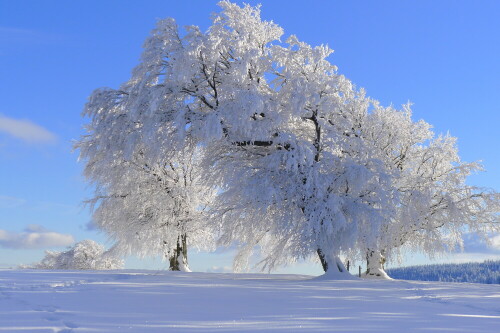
[0,269,499,332]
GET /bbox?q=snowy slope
[0,270,499,332]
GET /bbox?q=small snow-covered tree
[31,240,123,270]
[360,103,500,278]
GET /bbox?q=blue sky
[0,0,499,273]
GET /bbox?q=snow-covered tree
[30,240,123,270]
[76,1,397,276]
[77,121,214,271]
[76,1,499,278]
[360,103,500,278]
[203,35,396,274]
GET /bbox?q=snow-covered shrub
[31,240,123,270]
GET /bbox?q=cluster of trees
[76,1,499,277]
[29,240,123,270]
[387,260,500,284]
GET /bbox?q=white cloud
[0,225,74,249]
[460,233,500,254]
[0,114,56,144]
[490,234,500,250]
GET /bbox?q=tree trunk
[317,249,352,278]
[364,249,390,279]
[167,234,191,272]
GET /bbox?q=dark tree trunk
[317,249,329,272]
[364,249,390,279]
[167,234,190,272]
[317,249,348,274]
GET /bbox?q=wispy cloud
[0,26,61,45]
[0,114,57,144]
[0,225,74,249]
[31,201,79,216]
[0,195,26,208]
[437,233,500,264]
[443,253,500,264]
[461,233,500,254]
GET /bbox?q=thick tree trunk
[167,234,191,272]
[364,249,390,279]
[317,249,353,278]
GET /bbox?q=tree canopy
[77,1,499,277]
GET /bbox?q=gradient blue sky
[1,0,499,273]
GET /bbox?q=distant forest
[386,260,500,284]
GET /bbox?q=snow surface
[0,270,499,332]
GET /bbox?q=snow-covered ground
[1,270,499,332]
